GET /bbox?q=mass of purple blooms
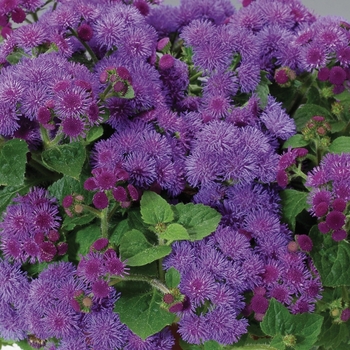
[0,0,349,348]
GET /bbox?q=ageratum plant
[0,0,349,349]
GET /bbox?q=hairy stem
[68,28,98,64]
[109,274,171,294]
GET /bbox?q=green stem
[293,164,308,181]
[31,11,39,22]
[287,73,316,116]
[189,71,202,83]
[68,28,98,64]
[107,202,120,221]
[100,207,109,238]
[99,85,113,102]
[48,131,64,148]
[39,125,51,149]
[109,274,171,294]
[158,238,166,282]
[81,204,102,219]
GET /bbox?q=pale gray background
[162,0,350,21]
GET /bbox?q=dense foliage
[0,0,349,349]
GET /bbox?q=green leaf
[178,340,202,350]
[16,340,36,350]
[48,176,87,202]
[0,139,28,186]
[261,298,291,336]
[42,142,86,179]
[122,85,135,99]
[256,72,271,109]
[328,137,350,153]
[306,85,322,105]
[140,191,174,225]
[293,104,331,132]
[329,121,346,133]
[125,245,172,267]
[173,203,221,241]
[165,267,181,289]
[162,223,190,243]
[85,126,104,143]
[6,48,26,65]
[270,334,286,350]
[282,134,309,149]
[62,213,95,231]
[203,340,222,350]
[114,284,175,339]
[334,89,350,102]
[119,229,152,260]
[110,219,130,246]
[66,224,100,262]
[0,182,35,213]
[261,299,323,350]
[309,225,350,286]
[279,190,308,232]
[316,313,350,349]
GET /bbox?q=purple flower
[180,19,215,48]
[44,305,80,340]
[260,96,296,140]
[84,310,127,350]
[116,25,157,62]
[237,60,261,92]
[0,301,27,341]
[178,314,209,345]
[179,268,217,307]
[244,210,281,239]
[213,226,251,261]
[77,252,105,283]
[13,22,47,49]
[163,241,196,274]
[205,306,248,345]
[301,43,328,71]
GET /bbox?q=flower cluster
[307,153,350,241]
[0,242,174,349]
[164,183,322,344]
[0,53,100,143]
[0,0,349,348]
[0,187,66,263]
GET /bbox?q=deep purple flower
[341,308,350,322]
[61,116,86,141]
[326,211,346,230]
[317,67,330,81]
[77,252,105,282]
[93,192,109,209]
[332,229,347,242]
[296,235,313,252]
[77,23,93,41]
[250,294,269,314]
[267,284,292,305]
[92,238,109,251]
[92,280,111,300]
[329,66,347,85]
